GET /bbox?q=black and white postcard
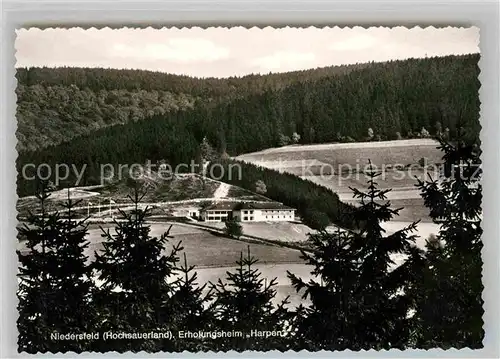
[15,26,483,353]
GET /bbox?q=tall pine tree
[166,253,215,351]
[412,132,483,348]
[92,187,182,352]
[209,247,293,351]
[17,183,95,353]
[288,162,421,350]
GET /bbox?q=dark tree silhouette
[166,253,215,351]
[288,162,420,350]
[411,133,483,348]
[92,186,182,352]
[17,183,95,353]
[209,247,293,351]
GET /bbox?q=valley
[17,138,443,308]
[15,54,475,309]
[14,26,483,352]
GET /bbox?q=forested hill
[17,54,480,197]
[16,62,370,151]
[16,55,478,153]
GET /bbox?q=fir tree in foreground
[411,133,483,348]
[209,247,293,351]
[17,183,95,353]
[92,187,182,352]
[288,162,421,351]
[167,253,215,351]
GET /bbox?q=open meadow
[237,139,442,169]
[202,221,311,243]
[237,139,444,223]
[83,223,308,307]
[84,223,304,267]
[17,218,437,308]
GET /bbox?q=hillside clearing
[16,173,269,218]
[237,139,442,170]
[236,139,442,223]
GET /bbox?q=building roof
[235,202,295,211]
[204,202,238,211]
[203,201,295,211]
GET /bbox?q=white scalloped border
[12,24,484,355]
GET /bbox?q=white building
[172,206,200,218]
[201,201,295,223]
[202,202,235,222]
[233,202,295,222]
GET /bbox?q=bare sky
[15,26,479,78]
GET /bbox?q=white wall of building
[235,209,295,222]
[204,210,232,222]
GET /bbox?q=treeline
[17,137,483,352]
[16,62,369,95]
[16,54,478,151]
[16,62,368,151]
[199,54,480,153]
[17,55,479,189]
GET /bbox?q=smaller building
[172,206,200,219]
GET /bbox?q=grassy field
[19,220,436,308]
[237,139,442,223]
[194,263,312,307]
[236,139,442,190]
[204,221,311,243]
[17,221,310,307]
[98,174,220,203]
[237,139,443,169]
[226,186,270,201]
[84,223,303,267]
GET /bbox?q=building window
[249,217,254,221]
[244,216,248,221]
